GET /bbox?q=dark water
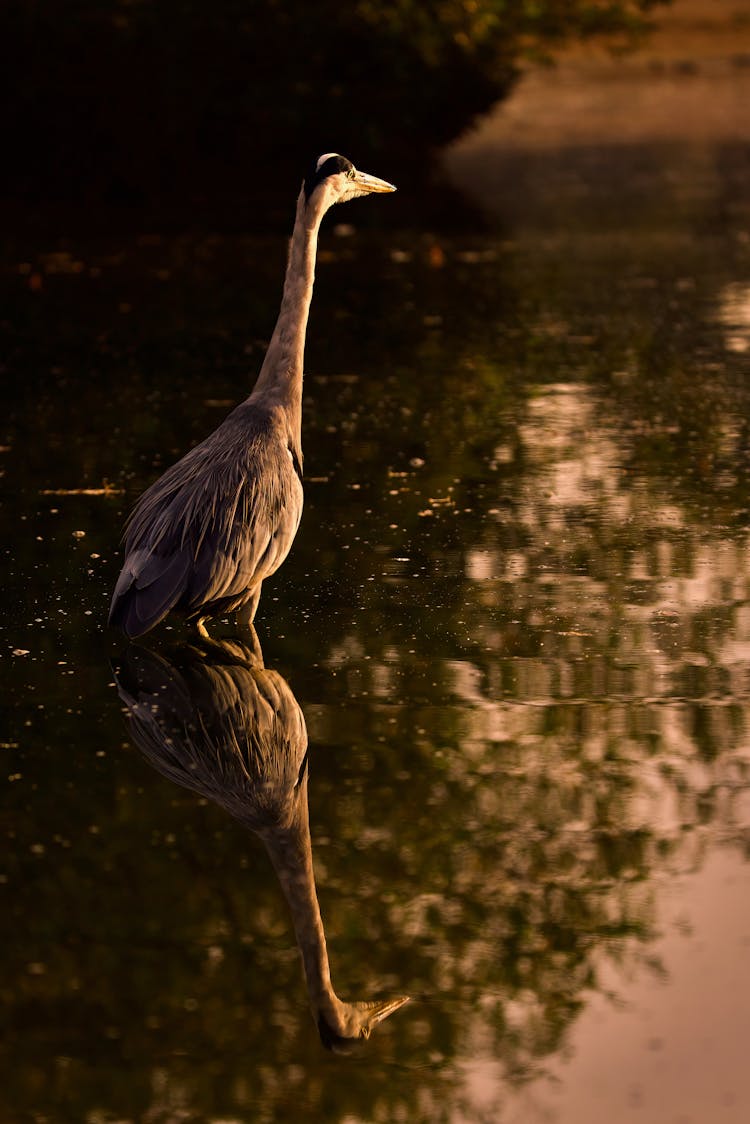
[2,152,750,1122]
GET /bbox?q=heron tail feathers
[108,548,192,638]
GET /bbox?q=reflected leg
[243,622,264,665]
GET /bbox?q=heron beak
[353,169,397,194]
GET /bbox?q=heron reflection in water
[114,635,409,1050]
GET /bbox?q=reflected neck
[260,780,341,1020]
[250,187,326,442]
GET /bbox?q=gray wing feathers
[109,410,302,637]
[109,547,193,638]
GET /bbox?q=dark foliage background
[1,0,666,232]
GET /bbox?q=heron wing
[108,545,193,637]
[110,406,302,636]
[183,448,302,608]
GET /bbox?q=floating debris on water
[39,485,124,496]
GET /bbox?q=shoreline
[444,0,750,219]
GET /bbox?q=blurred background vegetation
[1,0,668,232]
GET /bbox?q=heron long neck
[251,187,324,442]
[260,783,341,1022]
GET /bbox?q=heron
[114,636,410,1048]
[109,154,395,639]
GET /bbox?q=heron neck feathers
[251,188,328,440]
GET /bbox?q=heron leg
[194,616,211,639]
[236,586,262,631]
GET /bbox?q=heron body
[109,154,395,639]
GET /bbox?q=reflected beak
[357,994,411,1031]
[353,169,397,194]
[370,994,411,1021]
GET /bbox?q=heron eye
[346,169,355,180]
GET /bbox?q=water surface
[2,150,750,1122]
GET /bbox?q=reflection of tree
[719,282,750,355]
[294,352,750,1115]
[114,637,409,1053]
[2,617,748,1122]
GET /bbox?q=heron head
[304,153,396,208]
